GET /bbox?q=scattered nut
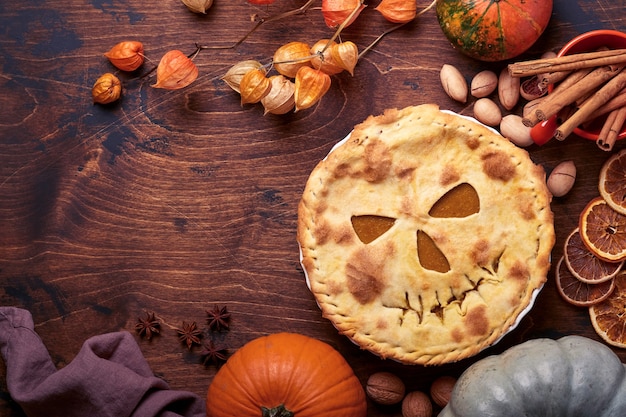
[541,50,557,59]
[470,70,498,98]
[547,160,576,197]
[440,64,468,103]
[500,114,534,147]
[402,391,432,417]
[498,67,520,110]
[366,371,406,405]
[520,75,547,101]
[429,376,456,408]
[523,97,545,119]
[473,98,502,127]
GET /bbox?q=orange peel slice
[579,197,626,263]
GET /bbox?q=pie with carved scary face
[297,104,555,365]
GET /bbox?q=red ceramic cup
[550,30,626,141]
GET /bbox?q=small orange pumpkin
[206,332,367,417]
[436,0,553,62]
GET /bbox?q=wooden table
[1,1,625,415]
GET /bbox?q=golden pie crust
[297,104,555,365]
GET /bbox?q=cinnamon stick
[521,67,606,127]
[555,68,626,140]
[539,71,571,88]
[508,49,626,77]
[584,87,626,122]
[596,107,626,151]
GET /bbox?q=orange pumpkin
[436,0,553,62]
[206,332,367,417]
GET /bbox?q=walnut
[402,391,433,417]
[430,375,457,408]
[366,371,405,405]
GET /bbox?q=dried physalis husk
[321,0,365,28]
[310,39,344,76]
[239,68,271,105]
[330,41,358,76]
[222,60,264,93]
[104,41,144,72]
[294,66,331,112]
[92,73,121,104]
[375,0,416,23]
[261,75,295,115]
[181,0,213,13]
[273,41,312,79]
[151,50,199,90]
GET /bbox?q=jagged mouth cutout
[350,183,480,274]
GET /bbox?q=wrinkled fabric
[0,307,206,417]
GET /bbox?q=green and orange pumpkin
[436,0,553,62]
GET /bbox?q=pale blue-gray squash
[438,335,626,417]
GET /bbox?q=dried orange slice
[556,256,615,307]
[590,271,626,348]
[599,149,626,215]
[564,227,623,284]
[579,197,626,263]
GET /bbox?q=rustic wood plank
[1,0,625,415]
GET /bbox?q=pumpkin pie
[297,104,555,365]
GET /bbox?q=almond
[366,372,406,405]
[547,160,576,197]
[471,70,498,98]
[498,68,520,110]
[473,98,502,127]
[500,114,533,147]
[440,64,468,103]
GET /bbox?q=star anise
[175,321,203,350]
[206,304,231,332]
[135,311,161,340]
[200,340,228,367]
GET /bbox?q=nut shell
[366,372,405,405]
[440,64,468,103]
[498,68,520,110]
[471,70,498,98]
[547,160,576,197]
[473,98,502,127]
[402,391,432,417]
[500,114,534,147]
[429,376,456,408]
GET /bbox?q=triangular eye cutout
[429,183,480,218]
[417,230,451,273]
[351,215,396,244]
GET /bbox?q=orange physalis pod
[222,60,264,94]
[294,67,331,112]
[151,50,199,90]
[330,41,359,76]
[273,41,313,79]
[239,68,271,105]
[375,0,417,23]
[92,73,122,104]
[261,75,295,115]
[104,41,144,72]
[321,0,365,28]
[310,39,344,75]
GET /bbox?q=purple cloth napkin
[0,307,206,417]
